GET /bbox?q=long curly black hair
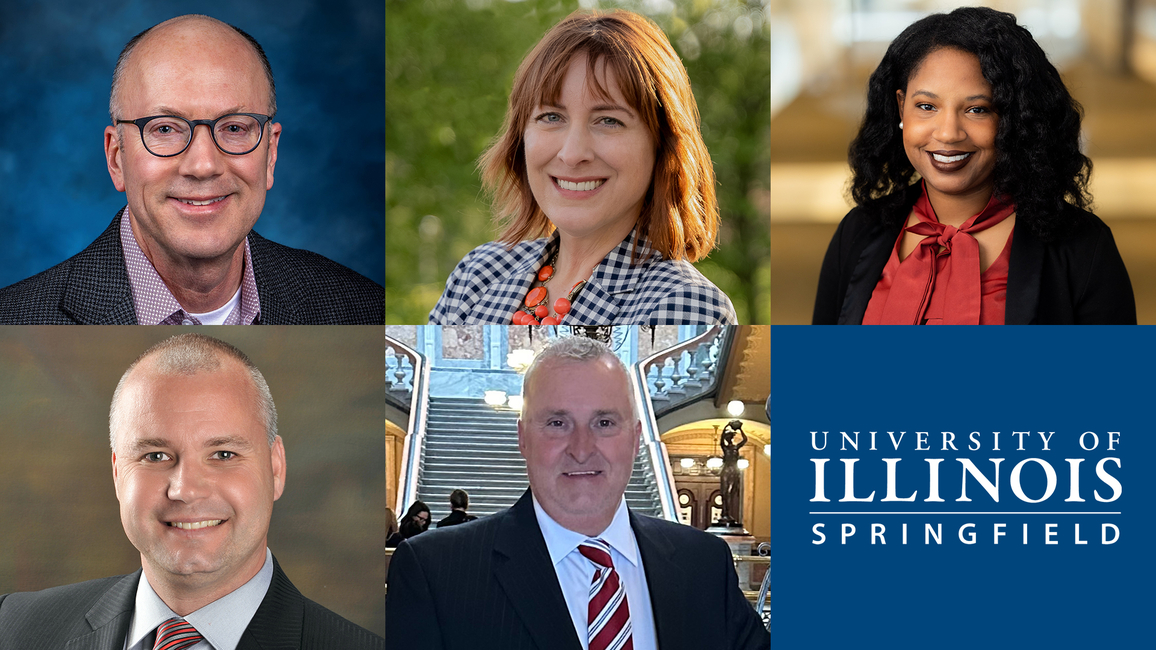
[848,7,1090,242]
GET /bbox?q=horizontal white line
[809,512,1122,516]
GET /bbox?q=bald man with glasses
[0,15,382,325]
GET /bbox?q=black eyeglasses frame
[114,113,274,157]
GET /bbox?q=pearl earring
[899,121,904,130]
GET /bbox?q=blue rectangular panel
[771,326,1153,648]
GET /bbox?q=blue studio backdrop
[0,0,384,287]
[772,326,1154,648]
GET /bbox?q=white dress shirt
[532,495,658,650]
[123,547,274,650]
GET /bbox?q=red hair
[479,10,718,262]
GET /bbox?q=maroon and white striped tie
[579,538,633,650]
[153,617,203,650]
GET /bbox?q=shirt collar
[590,226,661,295]
[126,548,274,650]
[532,226,661,297]
[531,493,640,569]
[120,207,262,325]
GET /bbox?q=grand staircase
[416,396,664,523]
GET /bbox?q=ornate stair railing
[386,335,430,515]
[640,325,732,416]
[629,361,678,522]
[755,542,770,631]
[629,328,730,523]
[386,338,420,410]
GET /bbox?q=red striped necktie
[153,617,203,650]
[578,538,633,650]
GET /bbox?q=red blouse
[863,183,1015,325]
[865,227,1013,325]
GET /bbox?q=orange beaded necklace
[511,253,586,325]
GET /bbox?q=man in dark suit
[386,337,768,649]
[0,15,382,325]
[435,489,479,528]
[0,333,383,649]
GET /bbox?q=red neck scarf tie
[579,539,633,650]
[876,182,1015,324]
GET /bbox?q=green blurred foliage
[386,0,770,323]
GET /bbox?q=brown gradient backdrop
[0,326,384,635]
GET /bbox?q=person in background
[436,489,479,528]
[387,501,430,548]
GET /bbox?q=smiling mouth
[555,178,605,191]
[931,152,972,163]
[176,196,228,206]
[564,470,603,477]
[168,520,223,530]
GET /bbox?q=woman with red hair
[429,10,735,325]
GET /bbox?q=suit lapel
[1005,222,1043,324]
[839,219,899,324]
[248,231,302,325]
[480,238,550,321]
[840,184,923,324]
[63,571,140,650]
[492,490,583,650]
[60,209,137,324]
[59,558,306,650]
[631,513,693,650]
[481,267,538,323]
[236,557,304,650]
[567,228,658,323]
[566,278,623,323]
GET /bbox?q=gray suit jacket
[0,208,384,324]
[0,556,384,650]
[386,489,769,650]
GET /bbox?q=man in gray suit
[386,336,768,649]
[0,333,382,649]
[0,15,382,325]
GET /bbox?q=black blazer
[813,184,1137,324]
[0,556,384,649]
[0,208,384,324]
[435,510,477,528]
[385,489,768,650]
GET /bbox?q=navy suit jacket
[0,556,384,649]
[0,208,384,324]
[386,489,768,650]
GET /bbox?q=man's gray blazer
[0,556,384,649]
[0,208,384,324]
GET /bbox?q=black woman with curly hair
[813,6,1136,325]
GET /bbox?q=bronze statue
[717,419,747,527]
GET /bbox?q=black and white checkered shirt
[429,229,736,324]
